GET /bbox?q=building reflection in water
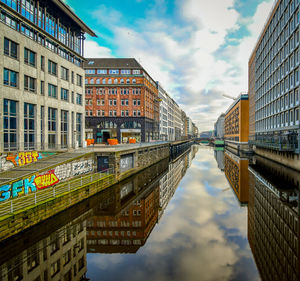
[224,150,249,205]
[0,147,197,280]
[248,155,300,281]
[86,146,198,253]
[214,147,224,172]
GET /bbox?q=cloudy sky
[65,0,274,132]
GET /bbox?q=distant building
[0,0,95,152]
[83,58,159,143]
[214,113,225,139]
[224,94,249,151]
[199,130,213,138]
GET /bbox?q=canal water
[0,145,299,281]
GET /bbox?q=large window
[3,68,18,87]
[97,69,107,74]
[61,66,69,81]
[109,69,119,74]
[24,75,36,92]
[21,0,34,22]
[76,93,82,105]
[61,110,68,148]
[61,88,69,101]
[48,107,57,148]
[4,38,18,59]
[48,84,57,98]
[48,60,57,75]
[76,113,82,146]
[1,0,17,10]
[24,48,36,66]
[3,99,17,151]
[24,103,35,150]
[76,74,82,86]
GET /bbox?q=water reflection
[0,146,196,281]
[248,156,300,281]
[224,150,249,206]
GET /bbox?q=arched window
[132,79,136,84]
[126,79,130,84]
[102,78,106,84]
[90,78,94,84]
[120,79,124,84]
[108,78,112,84]
[114,78,118,84]
[96,79,100,84]
[85,79,88,84]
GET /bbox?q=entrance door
[97,156,109,172]
[103,131,110,143]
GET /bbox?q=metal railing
[0,168,115,218]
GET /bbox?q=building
[181,110,187,139]
[224,94,249,151]
[83,58,159,143]
[187,117,193,138]
[214,113,225,139]
[0,0,96,152]
[249,0,300,156]
[157,82,168,140]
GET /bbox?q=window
[3,99,17,151]
[61,66,69,81]
[109,69,119,74]
[24,48,36,66]
[4,38,18,59]
[76,93,82,105]
[114,78,118,84]
[71,71,74,83]
[126,79,130,84]
[85,69,95,74]
[48,108,57,148]
[120,78,124,84]
[41,81,44,95]
[61,110,68,148]
[102,78,106,84]
[108,78,112,84]
[24,103,35,150]
[48,84,57,98]
[61,88,69,101]
[4,68,18,87]
[96,79,100,84]
[76,113,82,146]
[133,70,140,74]
[48,60,57,75]
[97,69,107,74]
[90,78,94,84]
[41,55,45,71]
[50,260,60,278]
[121,69,130,74]
[132,79,136,84]
[24,75,36,92]
[76,74,82,86]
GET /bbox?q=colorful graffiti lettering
[34,170,59,190]
[6,151,42,167]
[0,175,37,202]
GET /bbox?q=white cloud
[84,40,113,58]
[86,0,274,132]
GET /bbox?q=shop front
[120,129,141,143]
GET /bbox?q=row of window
[3,68,83,104]
[85,68,141,75]
[86,110,142,117]
[256,108,300,131]
[87,239,142,246]
[85,78,138,85]
[0,9,83,65]
[86,99,141,106]
[86,88,141,95]
[3,99,83,151]
[4,38,83,85]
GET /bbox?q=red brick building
[83,58,159,143]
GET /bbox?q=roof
[83,58,143,69]
[52,0,96,37]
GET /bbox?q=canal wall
[254,147,300,172]
[0,141,190,241]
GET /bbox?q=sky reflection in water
[87,146,259,281]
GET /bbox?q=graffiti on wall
[0,151,56,171]
[0,158,94,203]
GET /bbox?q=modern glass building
[250,0,300,153]
[0,0,96,151]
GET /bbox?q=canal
[0,145,299,280]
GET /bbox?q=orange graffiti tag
[34,170,59,190]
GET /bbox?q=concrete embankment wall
[255,147,300,172]
[0,143,173,241]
